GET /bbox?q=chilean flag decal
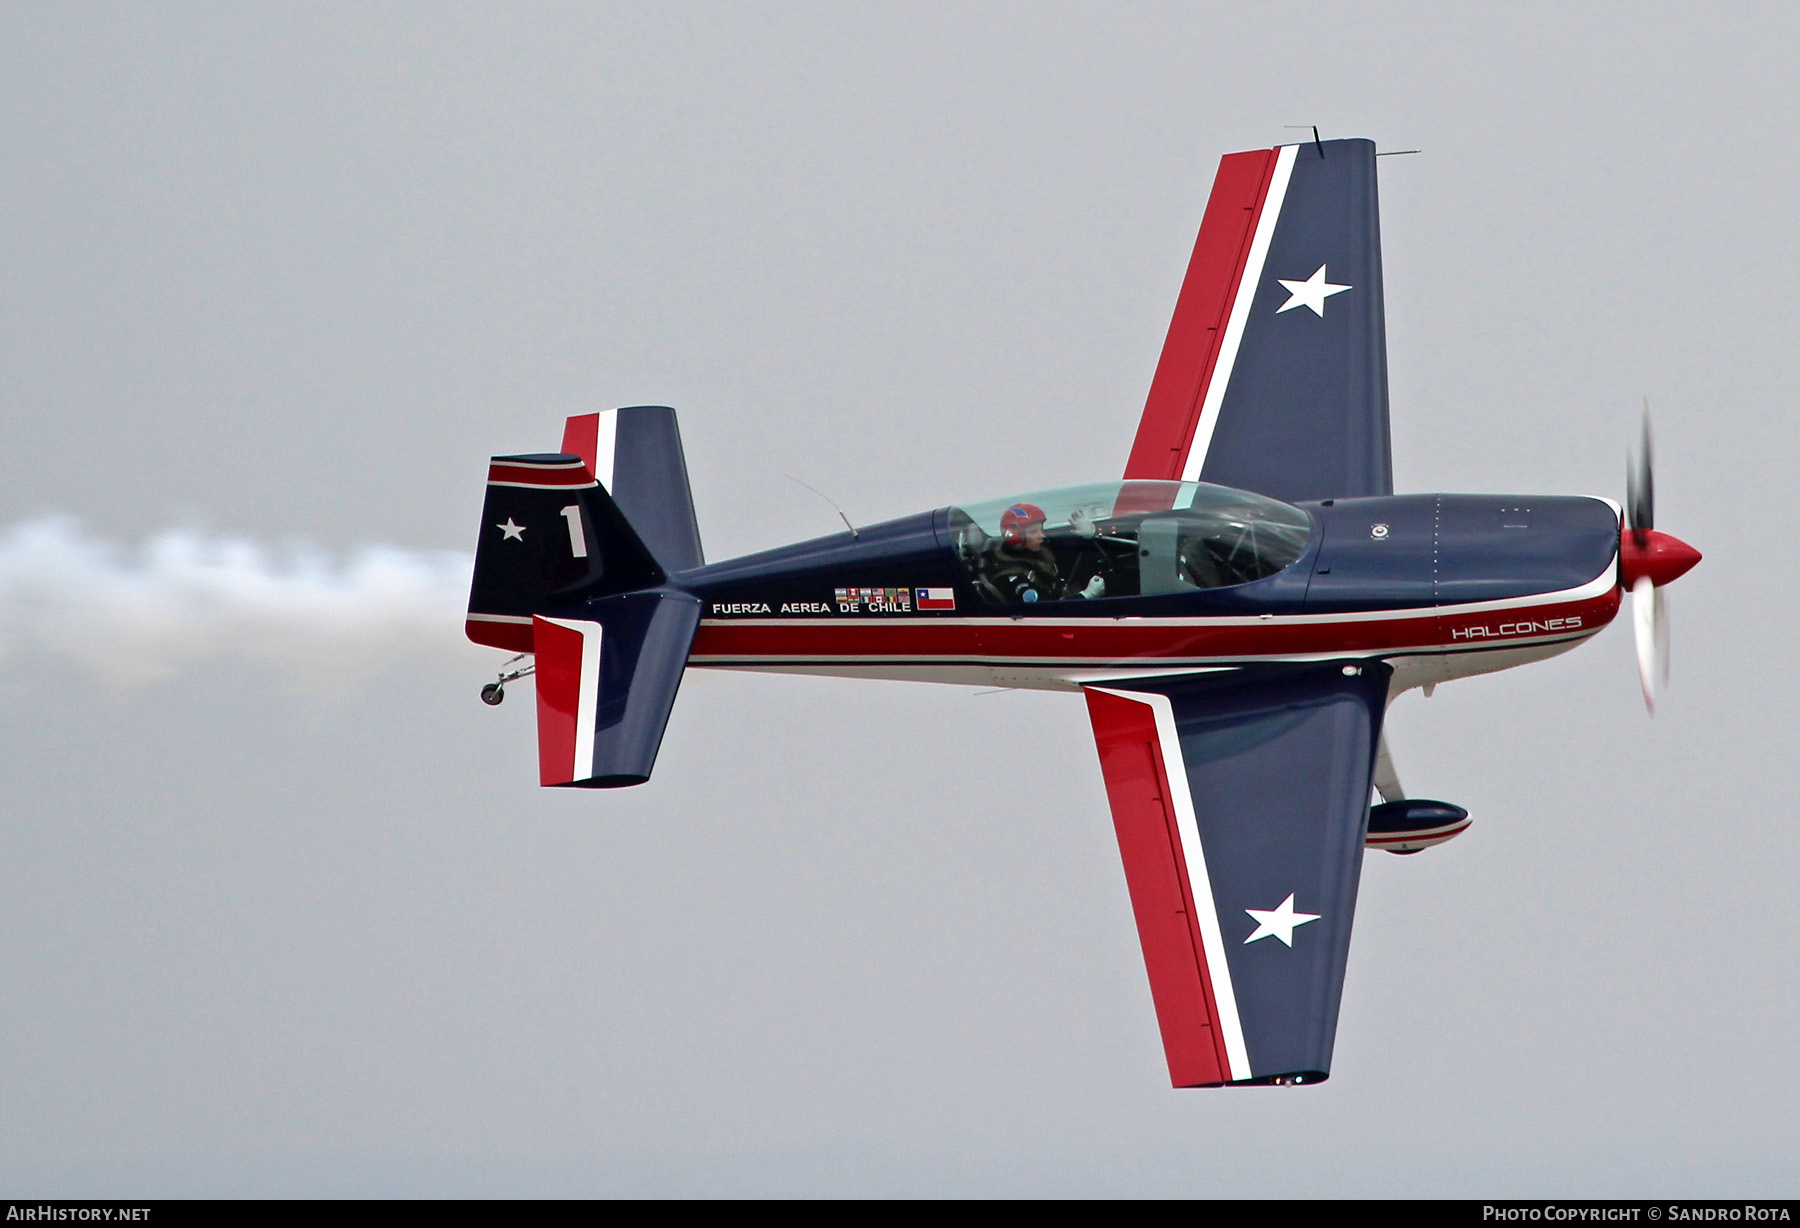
[533,615,604,786]
[915,587,956,611]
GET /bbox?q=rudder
[561,406,704,573]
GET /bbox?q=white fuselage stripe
[1091,686,1252,1081]
[1181,142,1298,484]
[593,408,619,493]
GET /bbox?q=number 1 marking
[560,505,588,558]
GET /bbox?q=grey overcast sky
[2,1,1796,1197]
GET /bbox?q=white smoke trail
[0,517,477,686]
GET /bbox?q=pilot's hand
[1081,575,1106,599]
[1069,509,1098,539]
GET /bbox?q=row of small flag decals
[829,587,958,611]
[834,587,909,610]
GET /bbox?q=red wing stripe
[1126,146,1292,482]
[1085,687,1254,1085]
[1086,688,1227,1086]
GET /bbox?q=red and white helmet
[1000,502,1047,546]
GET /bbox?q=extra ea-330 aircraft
[463,136,1700,1088]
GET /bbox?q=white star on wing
[1243,893,1321,947]
[1275,264,1351,316]
[497,518,526,541]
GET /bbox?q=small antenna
[785,474,859,538]
[1376,149,1422,157]
[1284,124,1325,157]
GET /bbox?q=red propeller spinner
[1622,405,1699,712]
[1619,527,1701,590]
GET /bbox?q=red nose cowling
[1619,528,1701,589]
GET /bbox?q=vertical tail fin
[561,406,704,573]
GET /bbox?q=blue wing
[1126,138,1393,503]
[1086,662,1386,1085]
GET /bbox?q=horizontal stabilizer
[533,590,701,788]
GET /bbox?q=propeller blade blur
[1632,576,1663,713]
[1627,401,1655,547]
[1655,583,1670,689]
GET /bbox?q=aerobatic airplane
[463,136,1700,1087]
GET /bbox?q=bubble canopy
[946,480,1313,605]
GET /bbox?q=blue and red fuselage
[669,481,1655,697]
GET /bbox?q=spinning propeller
[1621,404,1701,713]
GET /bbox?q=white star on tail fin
[1275,264,1351,317]
[1244,894,1321,947]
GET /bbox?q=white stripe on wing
[1181,142,1298,484]
[1090,686,1252,1081]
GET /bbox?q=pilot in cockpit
[989,503,1108,603]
